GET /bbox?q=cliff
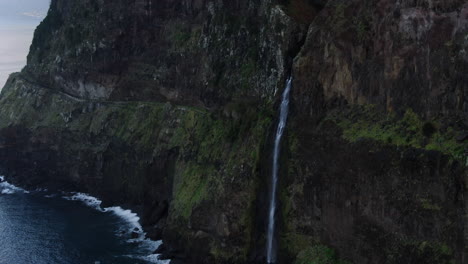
[0,0,467,263]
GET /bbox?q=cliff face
[25,0,308,104]
[284,1,468,263]
[294,0,468,118]
[0,0,467,264]
[0,73,277,263]
[2,0,314,263]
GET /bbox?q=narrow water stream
[266,77,292,264]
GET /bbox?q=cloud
[21,10,45,19]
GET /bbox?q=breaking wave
[63,192,169,263]
[0,176,29,195]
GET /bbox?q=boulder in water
[130,231,139,239]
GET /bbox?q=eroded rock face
[282,118,466,264]
[0,75,274,263]
[294,0,468,118]
[2,0,325,262]
[26,0,310,105]
[286,1,468,263]
[0,0,466,264]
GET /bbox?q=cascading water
[266,77,292,264]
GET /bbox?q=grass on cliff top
[327,105,467,161]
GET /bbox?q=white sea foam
[63,193,143,235]
[1,188,15,195]
[62,192,169,263]
[0,176,169,263]
[64,192,103,210]
[0,179,29,194]
[33,188,49,192]
[146,254,170,264]
[125,253,170,264]
[105,206,142,233]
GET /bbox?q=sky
[0,0,50,89]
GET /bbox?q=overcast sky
[0,0,50,88]
[0,0,49,21]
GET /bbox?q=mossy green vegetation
[0,76,275,263]
[327,105,467,161]
[419,197,442,211]
[172,162,213,220]
[168,23,202,52]
[240,60,257,91]
[295,245,350,264]
[280,211,350,263]
[352,11,372,42]
[280,182,350,263]
[282,232,315,256]
[386,240,454,264]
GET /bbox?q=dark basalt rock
[456,132,468,142]
[130,231,140,239]
[0,0,466,263]
[282,117,466,264]
[294,0,468,119]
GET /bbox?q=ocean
[0,3,171,263]
[0,177,169,264]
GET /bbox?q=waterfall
[266,77,292,264]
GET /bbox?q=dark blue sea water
[0,178,169,264]
[1,2,170,262]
